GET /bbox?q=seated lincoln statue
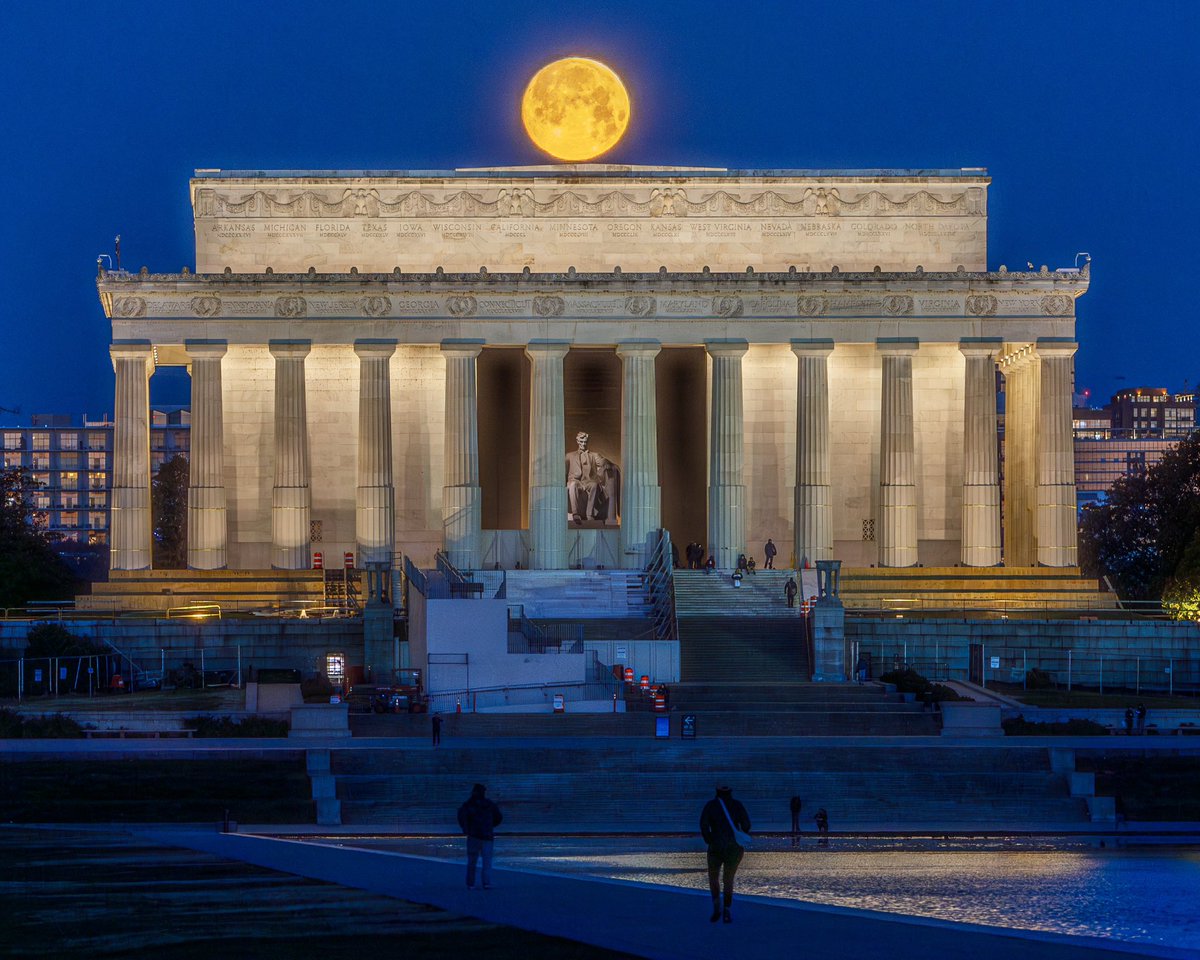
[565,431,620,526]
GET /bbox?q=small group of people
[1123,703,1148,735]
[683,542,711,570]
[455,782,831,923]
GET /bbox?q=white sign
[615,645,628,661]
[990,657,1000,669]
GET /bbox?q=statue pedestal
[810,598,846,682]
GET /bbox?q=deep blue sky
[1,0,1196,418]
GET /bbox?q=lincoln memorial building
[97,166,1086,577]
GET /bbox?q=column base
[619,483,661,569]
[794,483,832,568]
[272,485,311,570]
[961,483,1001,567]
[708,483,745,569]
[356,484,395,566]
[1037,484,1078,567]
[187,485,227,570]
[879,484,917,568]
[529,483,567,570]
[443,484,482,570]
[110,486,152,571]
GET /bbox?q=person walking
[784,576,798,608]
[814,807,830,846]
[457,783,503,889]
[431,713,443,747]
[700,784,751,924]
[1123,707,1135,736]
[789,795,802,836]
[1136,703,1147,735]
[764,538,778,569]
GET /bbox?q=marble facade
[99,165,1086,574]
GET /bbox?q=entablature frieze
[98,269,1085,352]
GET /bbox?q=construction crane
[0,405,19,416]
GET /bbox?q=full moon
[521,58,631,162]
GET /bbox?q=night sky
[1,0,1196,419]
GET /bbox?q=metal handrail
[166,603,222,619]
[646,529,678,641]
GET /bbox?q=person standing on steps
[1124,707,1135,736]
[784,576,798,608]
[764,538,777,569]
[457,783,503,890]
[1136,702,1147,735]
[789,795,803,839]
[700,784,751,924]
[431,712,443,747]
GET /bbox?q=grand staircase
[673,570,807,682]
[330,740,1087,830]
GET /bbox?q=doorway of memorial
[657,347,707,568]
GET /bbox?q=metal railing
[508,616,584,654]
[426,677,621,713]
[646,529,678,642]
[435,550,484,598]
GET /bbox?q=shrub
[880,668,968,703]
[0,708,83,738]
[300,675,336,703]
[187,715,290,738]
[1003,717,1110,736]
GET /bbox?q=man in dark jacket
[699,784,751,924]
[457,783,503,889]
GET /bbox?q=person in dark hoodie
[699,784,751,924]
[457,783,503,889]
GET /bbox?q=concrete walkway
[148,827,1196,960]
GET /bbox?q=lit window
[88,492,107,508]
[60,493,80,509]
[87,432,107,450]
[59,433,79,450]
[2,433,22,451]
[58,452,79,468]
[60,471,79,488]
[31,453,49,469]
[2,452,21,468]
[31,432,50,451]
[32,472,50,488]
[33,493,50,509]
[90,472,107,489]
[88,452,106,470]
[88,531,108,546]
[89,511,107,530]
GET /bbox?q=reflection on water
[352,836,1200,950]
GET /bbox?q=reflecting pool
[339,836,1200,951]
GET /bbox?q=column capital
[1034,338,1078,359]
[185,339,228,361]
[269,339,311,360]
[615,339,662,359]
[525,340,571,360]
[440,338,484,358]
[354,339,398,359]
[791,338,834,359]
[958,337,1003,359]
[876,338,919,357]
[109,340,155,373]
[705,338,749,358]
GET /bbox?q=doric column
[877,339,918,568]
[1036,339,1079,567]
[706,340,749,568]
[441,339,484,570]
[999,346,1038,566]
[959,340,1002,567]
[616,340,662,568]
[792,339,834,568]
[526,341,570,570]
[355,340,396,567]
[109,341,154,571]
[269,340,312,570]
[185,340,227,570]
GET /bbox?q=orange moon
[521,58,631,162]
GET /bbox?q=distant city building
[1072,387,1197,506]
[0,408,189,549]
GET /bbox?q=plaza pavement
[147,826,1197,960]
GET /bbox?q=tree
[152,454,189,569]
[1080,432,1200,600]
[0,468,76,608]
[1162,529,1200,621]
